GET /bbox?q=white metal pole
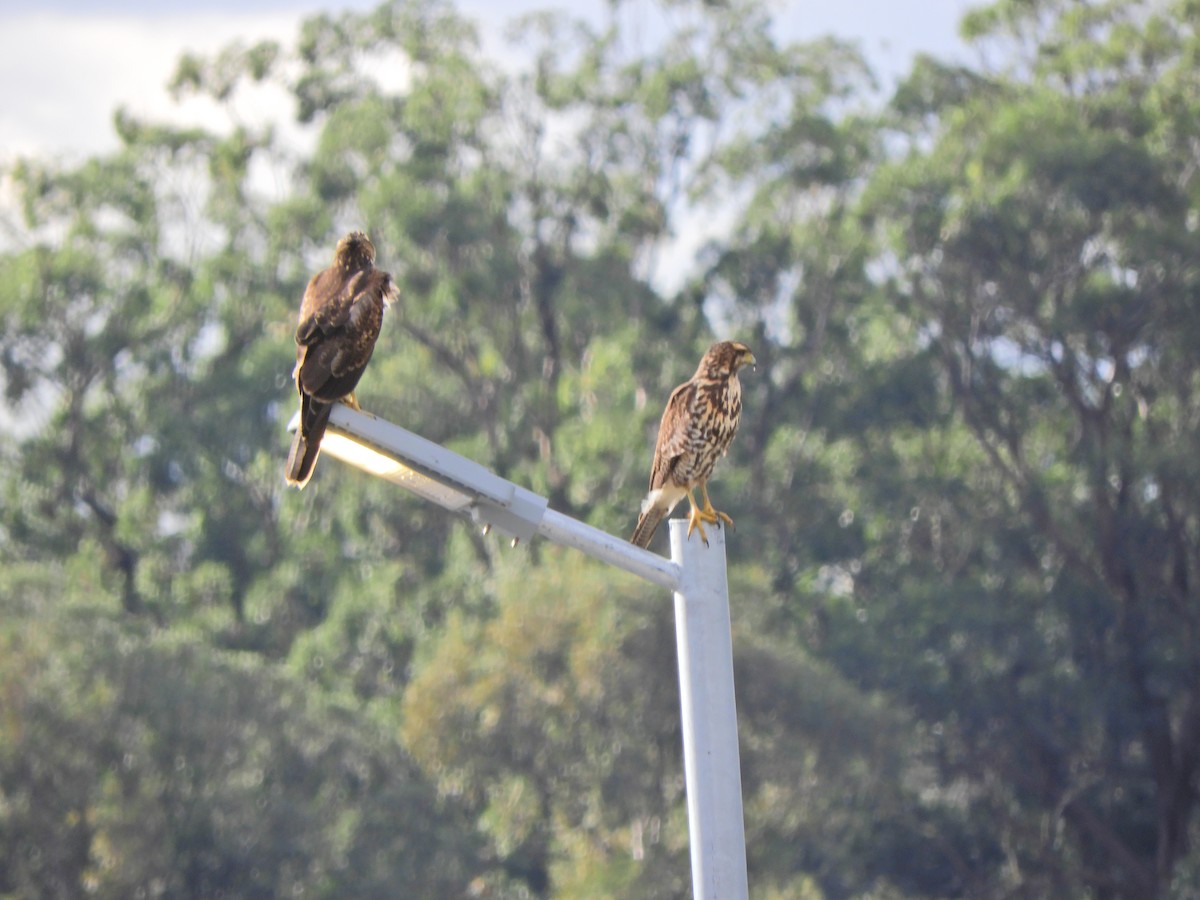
[537,507,680,592]
[294,408,750,896]
[670,519,749,900]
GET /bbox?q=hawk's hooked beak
[742,349,757,371]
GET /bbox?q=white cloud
[0,1,974,164]
[0,11,303,162]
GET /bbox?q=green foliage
[4,0,1200,896]
[860,0,1200,894]
[402,552,689,896]
[0,588,476,897]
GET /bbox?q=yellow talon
[682,485,735,546]
[684,488,711,546]
[342,392,362,411]
[699,483,734,531]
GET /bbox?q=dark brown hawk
[285,231,396,488]
[630,340,756,549]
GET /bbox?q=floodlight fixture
[307,405,549,544]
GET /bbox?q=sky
[0,0,981,162]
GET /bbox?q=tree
[0,580,477,898]
[860,0,1200,893]
[10,0,1200,895]
[2,1,943,894]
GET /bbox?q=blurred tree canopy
[2,0,1199,896]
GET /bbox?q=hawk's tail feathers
[630,505,667,550]
[285,398,334,489]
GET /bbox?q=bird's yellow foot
[699,485,734,531]
[341,392,362,411]
[686,504,712,547]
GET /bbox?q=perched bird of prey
[631,340,756,549]
[285,231,396,488]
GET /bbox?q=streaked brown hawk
[285,231,397,488]
[630,340,756,549]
